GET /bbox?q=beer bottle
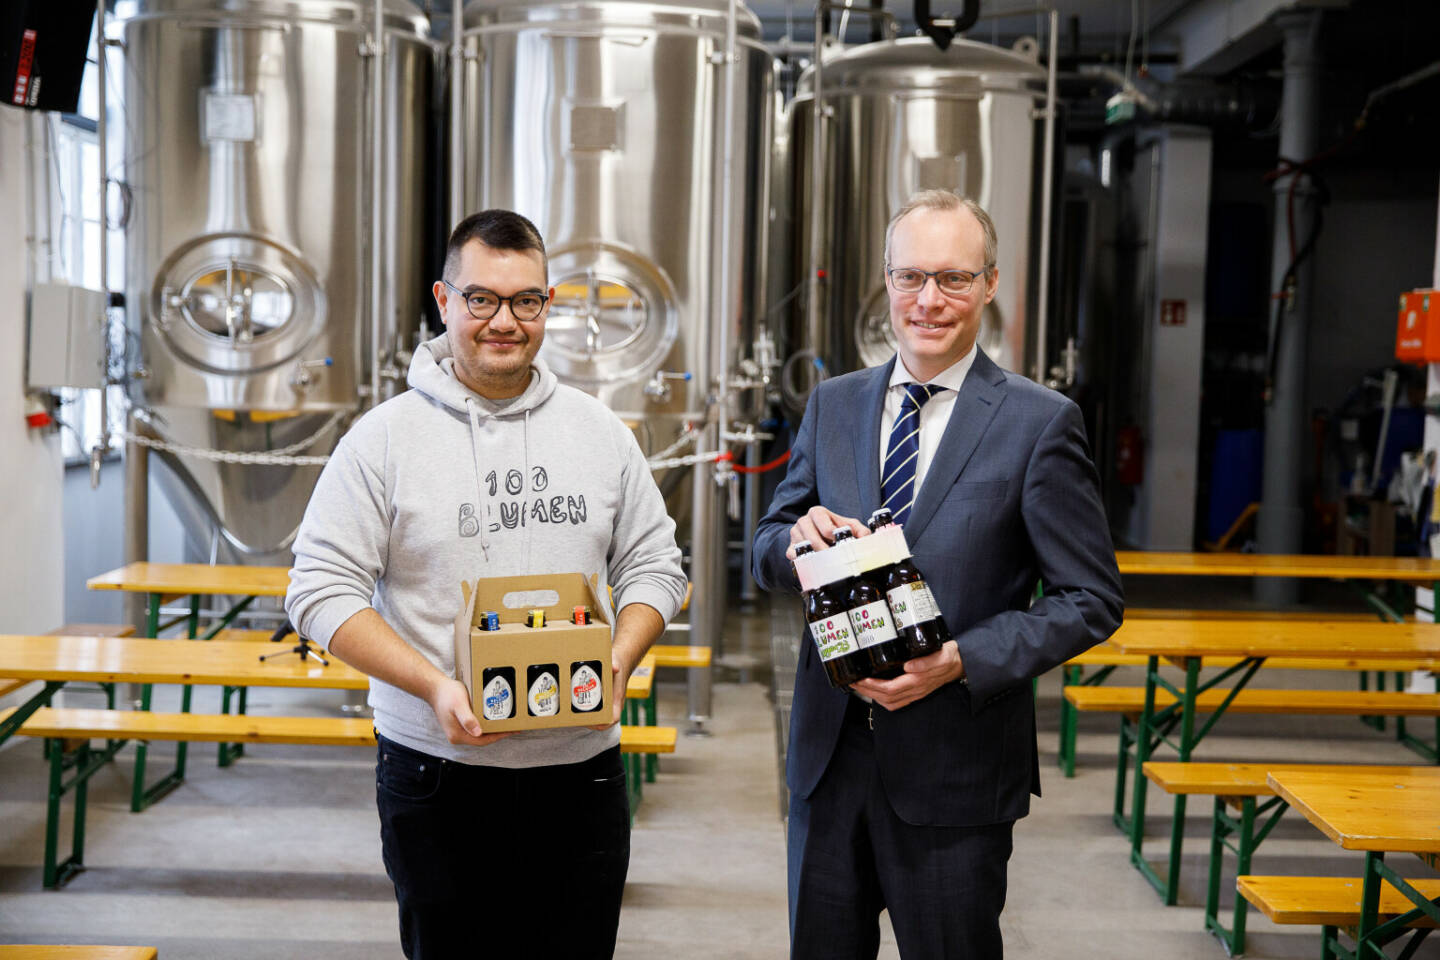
[845,572,906,679]
[803,529,870,687]
[526,663,560,717]
[570,660,604,713]
[886,558,950,658]
[480,666,516,721]
[868,506,951,657]
[866,507,895,532]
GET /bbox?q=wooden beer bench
[1140,761,1440,955]
[0,705,675,888]
[1067,684,1440,912]
[1056,635,1439,777]
[0,948,159,960]
[1237,875,1440,944]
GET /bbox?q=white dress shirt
[879,345,978,494]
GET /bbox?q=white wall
[0,108,65,636]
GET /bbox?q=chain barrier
[118,409,346,467]
[645,425,700,471]
[647,450,729,472]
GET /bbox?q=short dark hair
[442,209,548,282]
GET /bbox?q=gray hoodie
[285,334,687,767]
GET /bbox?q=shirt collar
[889,342,978,394]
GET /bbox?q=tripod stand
[257,622,330,667]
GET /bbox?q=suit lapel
[904,348,1007,543]
[851,358,895,513]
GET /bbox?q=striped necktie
[881,383,943,527]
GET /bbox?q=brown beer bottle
[869,506,951,656]
[843,524,906,678]
[802,534,870,687]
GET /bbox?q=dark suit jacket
[752,349,1124,827]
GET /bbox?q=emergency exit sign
[1160,299,1187,326]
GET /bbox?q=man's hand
[849,641,966,711]
[589,652,633,731]
[428,676,515,746]
[786,505,870,559]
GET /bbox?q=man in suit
[752,189,1123,959]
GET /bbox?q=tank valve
[643,370,692,403]
[291,357,333,393]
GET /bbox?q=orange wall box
[1396,289,1440,363]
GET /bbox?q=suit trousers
[375,733,630,960]
[788,697,1014,960]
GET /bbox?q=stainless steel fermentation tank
[113,0,433,564]
[457,0,775,728]
[786,37,1049,392]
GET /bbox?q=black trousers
[375,733,630,960]
[788,698,1014,960]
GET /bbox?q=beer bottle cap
[832,527,855,542]
[793,542,815,557]
[867,507,894,530]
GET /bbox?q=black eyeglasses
[443,280,549,321]
[886,264,993,297]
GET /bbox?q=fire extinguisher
[1115,425,1143,486]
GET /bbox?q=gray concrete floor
[1,580,1438,958]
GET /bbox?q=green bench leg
[645,687,658,784]
[130,682,191,812]
[1112,713,1135,834]
[1204,796,1254,956]
[218,684,249,767]
[42,738,108,889]
[1058,664,1080,777]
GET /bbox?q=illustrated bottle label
[482,675,513,721]
[809,616,857,662]
[847,603,898,649]
[571,663,602,712]
[886,581,941,628]
[528,671,559,716]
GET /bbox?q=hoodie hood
[407,332,559,564]
[407,332,558,416]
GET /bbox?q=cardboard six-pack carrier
[453,572,614,733]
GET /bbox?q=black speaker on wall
[1,0,97,114]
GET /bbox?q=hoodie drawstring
[523,408,532,571]
[465,398,491,562]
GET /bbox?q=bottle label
[847,603,898,649]
[482,675,513,721]
[809,616,857,662]
[571,664,602,712]
[887,581,941,629]
[528,671,559,716]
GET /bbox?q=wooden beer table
[0,634,365,810]
[1268,769,1440,959]
[1115,551,1440,623]
[87,562,291,639]
[86,562,296,788]
[1109,618,1440,904]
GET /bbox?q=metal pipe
[1256,9,1321,605]
[449,0,464,226]
[806,2,826,368]
[94,0,111,469]
[684,0,743,736]
[1033,8,1058,384]
[716,0,738,471]
[123,411,150,638]
[370,0,386,407]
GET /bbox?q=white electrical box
[27,282,107,390]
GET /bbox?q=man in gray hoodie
[286,209,687,960]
